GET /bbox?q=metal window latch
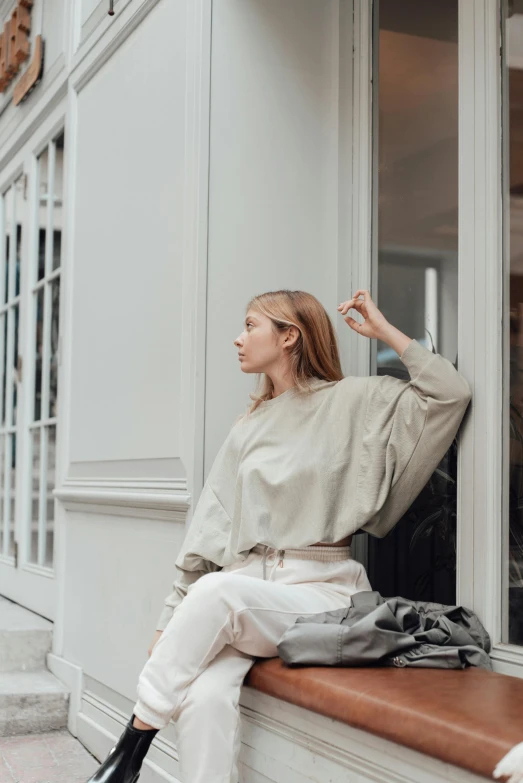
[108,0,115,15]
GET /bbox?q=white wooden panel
[70,0,185,464]
[205,0,342,474]
[41,0,66,69]
[61,510,188,698]
[81,0,104,26]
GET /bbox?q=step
[0,596,53,672]
[0,670,69,736]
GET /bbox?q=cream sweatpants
[133,545,372,783]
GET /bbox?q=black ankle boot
[86,714,159,782]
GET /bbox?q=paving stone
[0,730,97,783]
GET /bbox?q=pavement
[0,729,99,783]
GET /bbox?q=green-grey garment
[276,590,492,670]
[156,339,472,631]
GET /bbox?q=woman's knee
[186,571,243,602]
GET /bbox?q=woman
[87,289,472,783]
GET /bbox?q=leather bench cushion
[245,659,523,780]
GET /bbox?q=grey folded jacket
[276,590,492,670]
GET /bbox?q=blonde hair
[244,289,344,415]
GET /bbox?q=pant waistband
[252,543,352,580]
[252,543,352,562]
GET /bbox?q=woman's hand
[337,290,389,340]
[148,630,163,657]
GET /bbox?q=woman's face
[233,310,289,374]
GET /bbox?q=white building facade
[0,1,522,781]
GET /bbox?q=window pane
[37,148,48,282]
[34,288,44,421]
[505,3,523,646]
[367,0,459,603]
[49,278,60,419]
[45,424,56,568]
[3,187,11,305]
[29,428,40,564]
[8,433,15,558]
[0,435,4,555]
[52,132,64,272]
[14,177,22,298]
[0,314,5,428]
[12,304,18,428]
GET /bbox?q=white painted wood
[178,0,212,503]
[54,479,190,522]
[204,0,351,474]
[457,0,507,664]
[0,107,66,616]
[41,0,67,72]
[68,0,185,465]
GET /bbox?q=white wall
[204,0,348,473]
[69,0,185,465]
[61,0,188,715]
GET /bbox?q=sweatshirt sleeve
[155,415,242,632]
[358,338,472,539]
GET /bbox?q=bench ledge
[245,658,523,781]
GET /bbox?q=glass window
[28,130,65,569]
[367,0,459,603]
[0,177,23,560]
[504,1,523,646]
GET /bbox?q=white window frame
[26,131,64,571]
[351,0,521,673]
[0,102,67,621]
[0,174,24,564]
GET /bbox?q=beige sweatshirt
[156,339,472,630]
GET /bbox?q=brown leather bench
[245,659,523,780]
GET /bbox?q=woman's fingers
[338,297,362,315]
[344,315,363,332]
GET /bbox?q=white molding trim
[54,479,190,522]
[77,690,179,782]
[491,643,523,676]
[47,652,84,736]
[70,0,162,94]
[179,0,212,507]
[0,76,68,173]
[349,0,374,381]
[346,0,373,568]
[457,0,505,646]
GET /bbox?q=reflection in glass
[0,436,4,555]
[37,148,48,282]
[14,177,22,298]
[50,279,60,419]
[52,132,64,272]
[12,305,18,428]
[505,3,523,646]
[29,428,40,564]
[34,288,44,421]
[367,0,459,604]
[3,187,11,305]
[45,425,56,568]
[8,433,15,558]
[1,314,5,428]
